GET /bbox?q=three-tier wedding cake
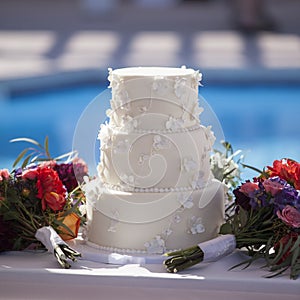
[84,66,225,254]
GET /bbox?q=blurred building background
[0,0,299,85]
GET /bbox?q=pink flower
[240,181,259,196]
[72,157,88,183]
[0,169,10,181]
[277,205,300,228]
[262,179,284,196]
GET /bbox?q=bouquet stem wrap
[35,226,66,253]
[35,226,81,268]
[199,234,236,262]
[164,234,236,273]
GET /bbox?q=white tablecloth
[0,249,299,300]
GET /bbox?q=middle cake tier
[98,124,215,191]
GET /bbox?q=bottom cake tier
[85,179,225,254]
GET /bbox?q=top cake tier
[107,67,203,132]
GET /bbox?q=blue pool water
[0,83,300,180]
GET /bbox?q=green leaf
[290,235,300,252]
[241,163,264,175]
[52,218,75,237]
[21,154,33,169]
[44,136,51,158]
[219,223,233,235]
[290,236,300,267]
[12,149,29,168]
[272,238,293,265]
[3,211,18,221]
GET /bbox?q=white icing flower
[97,162,104,178]
[107,67,114,87]
[120,173,135,188]
[177,193,194,209]
[108,68,122,91]
[152,135,170,150]
[114,139,129,154]
[190,171,205,189]
[138,153,150,165]
[162,228,173,237]
[121,115,138,132]
[108,70,130,110]
[106,108,113,118]
[182,157,198,172]
[192,103,204,118]
[204,126,216,148]
[107,210,119,233]
[82,177,104,206]
[191,70,203,89]
[181,111,193,126]
[144,235,166,254]
[173,214,182,224]
[107,225,117,233]
[98,123,113,149]
[165,116,184,131]
[152,76,169,95]
[139,106,148,113]
[188,216,205,234]
[174,77,187,98]
[115,88,129,110]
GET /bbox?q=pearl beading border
[86,240,148,254]
[112,124,201,135]
[102,181,210,193]
[85,240,179,255]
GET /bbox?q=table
[0,249,299,300]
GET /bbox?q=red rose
[36,166,66,211]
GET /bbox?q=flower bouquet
[0,137,88,268]
[164,158,300,279]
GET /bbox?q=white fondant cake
[84,67,225,254]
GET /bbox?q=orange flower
[36,166,66,211]
[57,212,81,240]
[267,159,300,190]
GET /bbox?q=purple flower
[54,158,88,193]
[54,163,78,193]
[274,185,300,212]
[249,187,269,209]
[233,188,251,211]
